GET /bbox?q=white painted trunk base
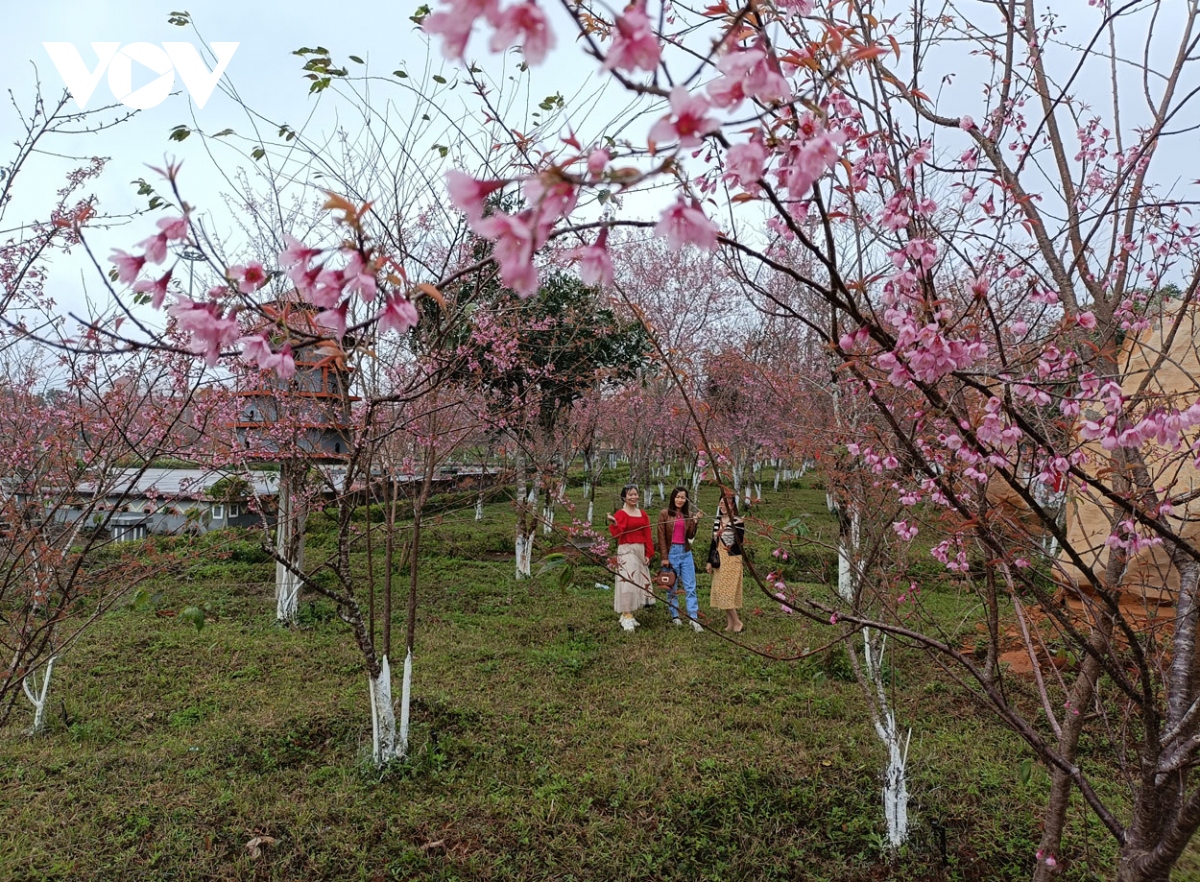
[837,505,910,848]
[22,655,56,735]
[275,470,305,625]
[475,496,484,521]
[398,648,413,758]
[515,533,533,579]
[369,655,399,766]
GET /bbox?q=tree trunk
[368,655,398,766]
[22,655,55,736]
[398,646,414,757]
[514,450,535,580]
[275,461,306,625]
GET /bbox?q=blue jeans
[667,544,699,620]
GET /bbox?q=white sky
[4,1,1198,332]
[2,0,632,326]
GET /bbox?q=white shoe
[672,618,683,627]
[690,620,704,633]
[620,616,636,632]
[631,617,641,628]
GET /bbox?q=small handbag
[654,563,677,590]
[707,542,721,569]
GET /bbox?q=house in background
[63,468,279,540]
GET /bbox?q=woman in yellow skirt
[705,492,745,633]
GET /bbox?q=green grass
[0,475,1177,880]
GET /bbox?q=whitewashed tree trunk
[754,482,762,500]
[774,469,781,491]
[836,506,859,603]
[586,500,594,524]
[368,655,399,766]
[836,502,911,849]
[515,456,535,580]
[398,647,413,758]
[692,467,702,495]
[515,532,533,578]
[658,481,665,501]
[275,462,306,625]
[22,655,56,735]
[543,507,554,536]
[644,488,653,508]
[864,632,911,848]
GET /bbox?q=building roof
[80,468,279,501]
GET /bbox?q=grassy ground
[0,477,1190,880]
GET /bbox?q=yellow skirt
[710,544,743,609]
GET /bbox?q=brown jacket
[657,508,700,560]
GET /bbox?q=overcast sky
[2,0,617,323]
[4,2,1198,330]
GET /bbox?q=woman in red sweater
[606,484,655,631]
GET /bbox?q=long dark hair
[667,486,690,517]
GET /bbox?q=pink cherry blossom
[138,232,170,264]
[229,261,268,294]
[156,216,189,241]
[724,140,767,190]
[168,297,240,366]
[110,249,147,284]
[446,171,505,222]
[377,295,420,334]
[317,303,349,339]
[708,49,789,109]
[279,234,322,270]
[424,0,499,59]
[243,340,296,379]
[649,87,720,149]
[569,228,614,287]
[133,271,172,310]
[305,267,344,309]
[474,211,539,296]
[777,127,848,198]
[488,1,555,65]
[240,334,274,367]
[601,2,661,74]
[587,148,610,178]
[655,199,720,251]
[341,253,378,303]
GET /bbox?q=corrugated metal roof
[81,468,279,500]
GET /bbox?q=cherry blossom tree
[413,1,1200,878]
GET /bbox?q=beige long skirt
[710,544,744,609]
[614,543,652,613]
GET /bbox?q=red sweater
[609,508,654,559]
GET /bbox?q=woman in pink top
[656,487,703,631]
[607,484,654,631]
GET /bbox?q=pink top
[671,516,687,545]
